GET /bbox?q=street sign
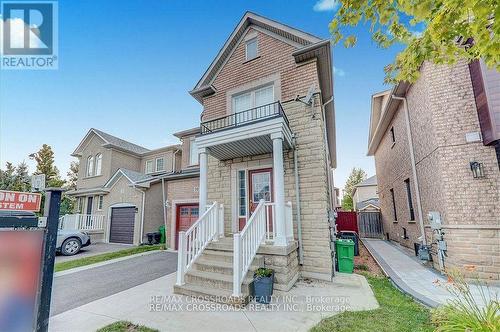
[31,174,46,191]
[0,190,42,212]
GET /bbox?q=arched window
[86,156,94,176]
[95,153,102,175]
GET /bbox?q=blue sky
[0,0,401,192]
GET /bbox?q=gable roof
[189,11,325,103]
[104,168,154,189]
[356,175,377,187]
[356,198,380,211]
[72,128,150,157]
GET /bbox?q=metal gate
[357,212,383,238]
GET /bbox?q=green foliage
[311,275,433,332]
[341,167,367,210]
[330,0,499,83]
[432,270,500,331]
[0,162,32,191]
[254,267,274,278]
[66,161,79,190]
[32,144,63,186]
[97,321,159,332]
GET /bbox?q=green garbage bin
[336,239,355,273]
[159,225,166,244]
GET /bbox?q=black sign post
[36,188,62,332]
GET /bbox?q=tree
[329,0,499,83]
[0,162,16,190]
[31,144,64,187]
[12,161,31,192]
[66,161,79,190]
[341,167,367,211]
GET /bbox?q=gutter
[391,95,427,246]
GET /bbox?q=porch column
[271,133,287,246]
[199,147,208,213]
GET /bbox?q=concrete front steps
[173,237,264,306]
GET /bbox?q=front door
[239,168,273,231]
[175,204,199,250]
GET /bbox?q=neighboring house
[368,60,500,281]
[174,12,336,302]
[352,175,379,211]
[66,128,200,246]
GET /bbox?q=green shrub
[432,269,500,332]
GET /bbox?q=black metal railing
[200,101,289,135]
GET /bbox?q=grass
[310,274,433,332]
[97,321,158,332]
[54,244,164,272]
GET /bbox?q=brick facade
[373,61,500,281]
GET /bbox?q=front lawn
[310,274,433,332]
[55,244,164,272]
[97,321,158,332]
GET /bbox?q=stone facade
[372,61,500,281]
[199,26,334,281]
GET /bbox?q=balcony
[196,101,293,161]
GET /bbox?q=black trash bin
[339,231,359,256]
[146,232,161,245]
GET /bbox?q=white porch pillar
[199,147,208,213]
[272,133,287,246]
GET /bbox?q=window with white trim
[232,85,274,114]
[97,195,104,210]
[145,160,154,173]
[238,170,247,217]
[95,153,102,175]
[86,156,94,177]
[189,138,199,166]
[156,158,164,172]
[245,37,258,61]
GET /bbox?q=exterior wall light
[470,161,485,179]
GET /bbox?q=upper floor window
[189,138,199,165]
[86,156,94,177]
[156,158,164,172]
[95,153,102,176]
[145,160,154,173]
[245,37,258,61]
[232,85,274,113]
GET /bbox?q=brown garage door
[109,207,135,244]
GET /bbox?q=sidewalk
[49,272,378,332]
[363,239,499,307]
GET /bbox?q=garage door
[110,207,135,244]
[175,204,199,249]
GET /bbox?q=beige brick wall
[374,61,500,280]
[77,135,113,189]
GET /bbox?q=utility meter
[428,211,442,230]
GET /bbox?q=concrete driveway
[55,242,134,263]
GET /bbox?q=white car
[57,229,91,256]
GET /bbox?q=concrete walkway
[49,272,378,332]
[363,239,499,307]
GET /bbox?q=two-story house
[173,12,337,303]
[66,127,200,246]
[368,60,500,281]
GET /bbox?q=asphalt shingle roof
[93,128,150,155]
[120,168,153,183]
[356,175,377,187]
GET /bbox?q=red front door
[239,168,273,231]
[175,204,199,250]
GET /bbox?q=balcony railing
[200,101,289,135]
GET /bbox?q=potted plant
[253,268,274,304]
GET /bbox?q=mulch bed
[354,241,384,277]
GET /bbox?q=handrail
[176,202,221,286]
[233,199,267,296]
[200,101,288,135]
[59,214,104,231]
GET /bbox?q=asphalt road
[50,251,177,316]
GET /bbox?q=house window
[95,153,102,176]
[97,195,104,210]
[77,197,84,213]
[238,170,247,217]
[156,158,164,172]
[232,85,274,114]
[390,188,397,221]
[86,156,94,177]
[145,160,154,173]
[405,179,415,221]
[245,37,258,61]
[390,127,395,144]
[189,138,199,166]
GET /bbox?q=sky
[0,0,402,193]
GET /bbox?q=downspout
[161,177,168,245]
[140,189,146,244]
[391,95,427,246]
[292,135,304,265]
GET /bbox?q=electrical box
[428,211,442,230]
